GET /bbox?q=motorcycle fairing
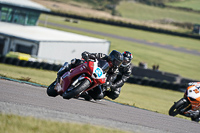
[60,62,93,93]
[59,60,106,93]
[91,60,106,84]
[187,86,200,101]
[186,85,200,110]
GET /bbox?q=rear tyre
[191,117,200,122]
[47,80,58,97]
[169,98,189,116]
[63,79,90,99]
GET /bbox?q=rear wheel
[47,80,58,97]
[191,117,200,122]
[62,78,91,99]
[169,98,189,116]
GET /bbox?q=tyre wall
[0,56,61,71]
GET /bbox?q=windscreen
[97,59,110,73]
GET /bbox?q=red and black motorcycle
[47,59,111,99]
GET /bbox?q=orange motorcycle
[169,82,200,122]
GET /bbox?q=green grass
[0,113,129,133]
[39,15,200,81]
[0,63,56,85]
[113,83,183,114]
[166,0,200,11]
[40,14,200,52]
[116,1,200,23]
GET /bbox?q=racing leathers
[103,63,132,100]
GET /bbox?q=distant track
[1,79,200,133]
[39,20,200,56]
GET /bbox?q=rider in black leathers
[84,51,133,101]
[102,51,133,100]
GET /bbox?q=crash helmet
[109,50,123,68]
[121,51,133,67]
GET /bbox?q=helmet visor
[113,59,122,68]
[122,57,130,65]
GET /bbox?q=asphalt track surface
[1,79,200,133]
[39,21,200,56]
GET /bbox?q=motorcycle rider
[103,51,133,100]
[85,51,133,101]
[56,50,123,87]
[182,82,200,122]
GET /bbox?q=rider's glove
[103,81,111,88]
[110,83,117,91]
[189,110,200,118]
[82,51,89,61]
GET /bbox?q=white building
[0,0,110,64]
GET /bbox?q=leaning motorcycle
[169,83,200,122]
[47,59,110,99]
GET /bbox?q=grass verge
[166,0,200,10]
[117,1,200,24]
[0,113,129,133]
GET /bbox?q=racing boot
[88,85,104,100]
[57,62,71,83]
[80,92,92,101]
[190,110,200,122]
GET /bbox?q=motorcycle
[169,82,200,122]
[47,59,111,100]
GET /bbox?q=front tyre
[47,80,58,97]
[63,78,91,99]
[169,98,189,116]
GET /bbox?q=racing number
[193,89,199,94]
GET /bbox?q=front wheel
[47,80,58,97]
[62,78,91,99]
[169,98,189,116]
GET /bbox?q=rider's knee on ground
[106,90,120,100]
[88,87,104,100]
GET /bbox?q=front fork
[68,74,92,92]
[179,98,191,116]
